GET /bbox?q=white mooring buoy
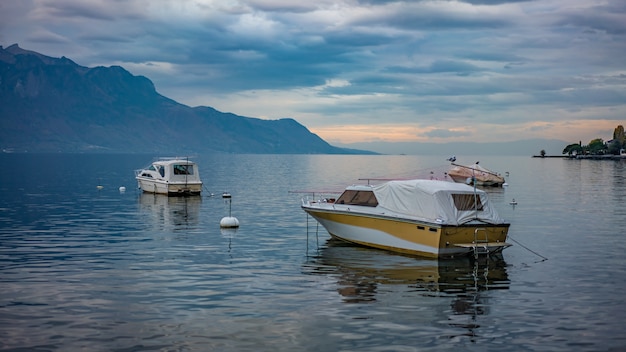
[220,192,239,228]
[220,216,240,228]
[119,186,126,193]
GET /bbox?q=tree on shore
[562,125,624,156]
[588,138,607,155]
[608,125,625,154]
[563,143,583,156]
[614,125,625,143]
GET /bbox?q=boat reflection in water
[138,193,202,231]
[303,239,509,333]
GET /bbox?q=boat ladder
[473,228,490,259]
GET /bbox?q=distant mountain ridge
[0,44,371,154]
[336,139,570,156]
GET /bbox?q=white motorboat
[301,179,511,258]
[135,158,203,196]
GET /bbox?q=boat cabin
[328,180,502,226]
[138,159,199,182]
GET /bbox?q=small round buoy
[119,186,126,193]
[220,216,240,228]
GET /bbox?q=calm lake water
[0,153,625,351]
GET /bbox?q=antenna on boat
[472,165,479,219]
[220,192,240,228]
[184,156,189,189]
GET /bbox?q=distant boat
[301,179,511,258]
[135,158,202,196]
[448,162,506,187]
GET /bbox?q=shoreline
[533,154,626,160]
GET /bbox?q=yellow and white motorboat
[301,179,510,258]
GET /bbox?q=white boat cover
[372,179,506,225]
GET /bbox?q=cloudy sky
[1,0,625,146]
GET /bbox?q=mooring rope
[508,234,549,262]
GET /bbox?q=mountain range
[0,44,371,154]
[335,139,569,156]
[1,44,570,156]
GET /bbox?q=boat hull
[448,174,504,187]
[303,206,510,259]
[136,178,202,196]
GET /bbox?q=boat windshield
[336,190,379,207]
[173,164,194,175]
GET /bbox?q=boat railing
[157,156,196,161]
[292,190,341,207]
[301,196,337,207]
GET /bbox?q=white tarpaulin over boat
[372,179,505,225]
